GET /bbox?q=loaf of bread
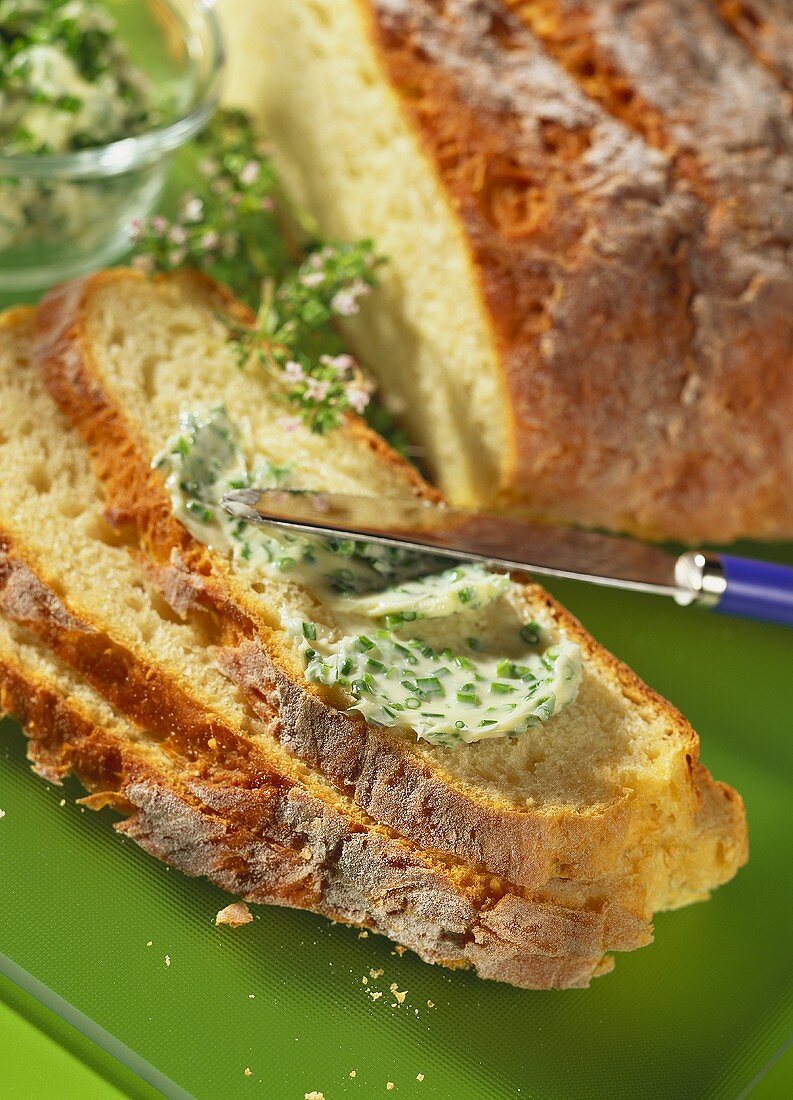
[219,0,793,542]
[14,270,744,989]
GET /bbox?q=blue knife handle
[714,553,793,627]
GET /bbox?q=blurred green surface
[1,571,792,1099]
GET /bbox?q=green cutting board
[1,563,792,1099]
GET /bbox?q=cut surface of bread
[218,0,793,542]
[0,309,668,988]
[35,272,747,914]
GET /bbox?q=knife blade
[220,488,693,597]
[219,489,793,626]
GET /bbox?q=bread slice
[0,308,664,988]
[218,0,793,542]
[36,271,747,912]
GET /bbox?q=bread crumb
[349,1070,357,1078]
[369,968,383,979]
[165,955,171,967]
[387,1083,394,1091]
[0,809,6,819]
[361,976,368,985]
[369,991,382,1001]
[146,940,153,947]
[392,945,406,956]
[244,1068,251,1077]
[389,983,407,1004]
[215,901,253,928]
[59,798,66,807]
[426,1001,434,1009]
[207,736,218,751]
[304,1093,325,1100]
[300,845,313,861]
[417,1074,425,1082]
[248,994,255,999]
[357,930,369,939]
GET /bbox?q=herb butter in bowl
[0,0,223,291]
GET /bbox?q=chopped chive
[496,659,514,678]
[491,682,516,694]
[519,622,541,645]
[467,636,482,651]
[457,587,475,604]
[416,676,444,696]
[276,556,296,571]
[357,635,375,651]
[302,622,316,641]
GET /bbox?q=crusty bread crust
[350,0,793,541]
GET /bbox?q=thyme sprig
[131,108,393,438]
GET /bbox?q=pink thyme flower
[283,360,305,382]
[308,252,324,270]
[319,354,355,376]
[346,385,372,414]
[168,224,188,245]
[169,248,187,267]
[300,271,325,289]
[261,196,274,212]
[305,377,331,402]
[239,160,260,186]
[330,289,359,316]
[199,230,221,252]
[278,415,301,433]
[129,218,143,241]
[181,197,204,223]
[199,157,218,177]
[151,215,169,237]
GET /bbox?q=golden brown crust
[361,0,793,541]
[711,0,793,88]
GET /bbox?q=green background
[1,569,792,1099]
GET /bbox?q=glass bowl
[0,0,224,292]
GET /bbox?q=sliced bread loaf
[218,0,793,542]
[0,308,658,987]
[35,271,747,909]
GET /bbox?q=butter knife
[221,489,793,627]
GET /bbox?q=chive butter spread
[0,0,157,156]
[154,408,582,747]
